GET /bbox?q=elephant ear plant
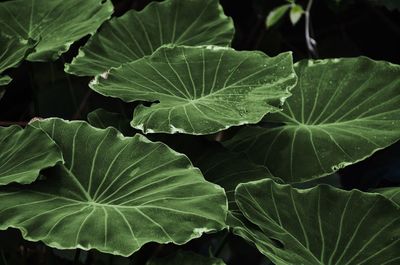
[0,0,399,264]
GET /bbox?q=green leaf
[146,250,225,265]
[229,179,400,265]
[0,0,113,61]
[373,187,400,207]
[0,76,11,87]
[87,108,136,136]
[289,4,304,25]
[195,146,277,205]
[266,4,291,28]
[0,34,35,85]
[65,0,234,76]
[0,124,63,186]
[226,57,400,182]
[90,45,296,135]
[0,118,227,256]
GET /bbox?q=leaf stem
[304,0,318,58]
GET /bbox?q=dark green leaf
[65,0,234,76]
[90,46,296,135]
[0,0,113,61]
[0,124,63,185]
[0,119,227,256]
[87,108,136,136]
[0,34,35,85]
[373,187,400,207]
[226,57,400,182]
[229,179,400,265]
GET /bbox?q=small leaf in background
[229,179,400,265]
[226,57,400,183]
[65,0,234,76]
[146,250,226,265]
[0,125,63,186]
[289,4,304,25]
[90,45,296,135]
[266,4,291,28]
[0,119,227,256]
[0,0,113,61]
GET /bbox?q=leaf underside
[65,0,234,76]
[0,119,227,256]
[229,179,400,265]
[90,45,296,135]
[226,57,400,183]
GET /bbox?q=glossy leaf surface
[226,57,400,182]
[229,179,400,265]
[90,46,296,135]
[65,0,234,76]
[0,119,227,256]
[0,124,63,186]
[0,0,113,61]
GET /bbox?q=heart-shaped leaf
[0,119,227,256]
[0,124,63,186]
[0,34,35,86]
[0,0,113,61]
[90,46,296,135]
[226,57,400,182]
[146,250,226,265]
[65,0,234,76]
[229,179,400,265]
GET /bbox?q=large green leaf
[90,46,296,135]
[65,0,234,76]
[373,187,400,207]
[229,179,400,265]
[146,250,225,265]
[0,0,113,61]
[0,124,63,186]
[0,33,34,85]
[0,119,227,256]
[226,57,400,182]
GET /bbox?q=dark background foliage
[0,0,399,264]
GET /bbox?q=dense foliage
[0,0,399,264]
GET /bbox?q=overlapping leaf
[195,146,277,204]
[90,46,296,134]
[0,124,63,186]
[65,0,234,76]
[0,119,227,256]
[229,179,400,265]
[0,0,113,61]
[0,34,34,86]
[87,108,136,136]
[226,57,400,182]
[147,250,225,265]
[374,187,400,207]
